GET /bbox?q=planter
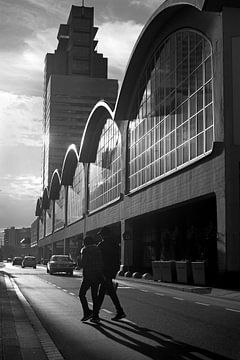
[176,261,192,284]
[160,260,176,282]
[191,261,207,285]
[152,261,162,281]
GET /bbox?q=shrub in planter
[176,260,192,284]
[191,261,207,285]
[152,261,162,281]
[160,260,177,282]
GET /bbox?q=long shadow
[85,318,233,360]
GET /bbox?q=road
[3,262,240,360]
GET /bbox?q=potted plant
[176,260,192,284]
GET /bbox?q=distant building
[42,5,118,189]
[3,227,31,258]
[0,230,4,247]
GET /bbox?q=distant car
[12,257,23,265]
[22,256,37,269]
[47,255,75,276]
[7,257,12,262]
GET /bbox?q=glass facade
[45,202,53,236]
[89,119,121,211]
[128,29,214,191]
[67,163,85,224]
[39,216,44,240]
[54,187,65,231]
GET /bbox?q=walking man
[79,236,103,322]
[94,227,126,322]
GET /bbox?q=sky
[0,0,162,231]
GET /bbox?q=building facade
[42,5,118,189]
[3,227,31,258]
[33,0,240,285]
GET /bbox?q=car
[12,257,23,265]
[47,255,75,276]
[7,257,12,262]
[22,256,37,269]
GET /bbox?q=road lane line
[226,308,240,313]
[102,309,113,314]
[69,292,75,296]
[173,297,184,301]
[155,293,165,296]
[140,290,149,292]
[195,302,210,306]
[62,289,67,292]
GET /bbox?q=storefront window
[68,163,85,224]
[128,30,214,191]
[89,119,121,211]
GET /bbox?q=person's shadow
[86,318,234,360]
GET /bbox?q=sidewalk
[0,271,50,360]
[1,266,240,360]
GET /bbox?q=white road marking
[118,286,131,289]
[69,292,75,296]
[62,289,67,292]
[56,286,61,289]
[140,290,149,292]
[173,297,184,301]
[195,302,210,306]
[226,308,240,313]
[155,293,165,296]
[102,309,113,314]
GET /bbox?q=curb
[116,275,212,294]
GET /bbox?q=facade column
[120,220,133,272]
[52,242,57,255]
[64,238,70,255]
[216,194,226,273]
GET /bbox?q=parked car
[7,257,12,262]
[47,255,75,276]
[12,257,23,265]
[22,256,37,269]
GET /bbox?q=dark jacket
[81,244,103,281]
[98,238,120,278]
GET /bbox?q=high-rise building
[42,5,118,189]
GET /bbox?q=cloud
[0,172,41,227]
[97,20,143,82]
[0,174,41,201]
[130,0,162,8]
[0,91,43,147]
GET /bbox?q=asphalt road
[3,263,240,360]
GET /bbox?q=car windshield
[51,256,72,262]
[25,257,35,260]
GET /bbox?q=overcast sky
[0,0,162,231]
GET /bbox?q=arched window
[128,29,214,191]
[45,202,53,236]
[68,163,85,224]
[54,186,65,231]
[89,119,121,211]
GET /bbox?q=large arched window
[54,186,65,231]
[45,202,53,236]
[128,29,214,191]
[67,163,85,224]
[89,119,121,212]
